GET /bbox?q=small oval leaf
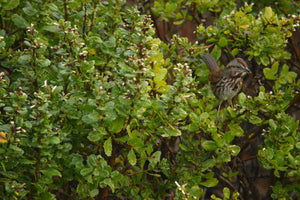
[104,137,112,157]
[128,149,137,166]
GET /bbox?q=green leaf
[223,131,235,144]
[149,151,161,169]
[104,137,112,157]
[88,128,107,142]
[274,169,280,178]
[228,145,240,156]
[42,25,60,33]
[263,7,273,21]
[173,19,184,25]
[200,177,219,187]
[81,60,95,71]
[287,153,296,169]
[103,178,115,193]
[82,111,99,125]
[108,117,124,133]
[287,71,297,83]
[40,192,55,199]
[18,54,31,64]
[223,187,230,199]
[128,130,144,149]
[3,106,13,112]
[201,159,216,171]
[175,12,183,20]
[218,37,228,47]
[165,2,177,13]
[189,186,204,199]
[211,45,221,60]
[237,92,246,106]
[41,168,62,178]
[278,64,297,85]
[202,140,218,151]
[11,14,28,29]
[48,136,60,145]
[10,144,24,155]
[168,128,182,137]
[296,142,300,149]
[154,68,167,82]
[128,149,137,166]
[87,154,97,167]
[90,189,99,198]
[3,0,20,11]
[104,36,116,48]
[38,58,51,68]
[269,119,277,131]
[244,4,253,13]
[23,4,38,16]
[80,168,93,176]
[249,115,262,124]
[229,123,244,137]
[0,171,18,179]
[231,48,239,57]
[88,131,101,142]
[278,64,289,84]
[172,107,188,119]
[227,106,237,118]
[263,61,278,80]
[260,55,270,66]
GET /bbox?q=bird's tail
[201,54,220,73]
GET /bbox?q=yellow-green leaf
[128,149,137,166]
[0,132,8,143]
[231,48,239,57]
[202,140,218,151]
[229,123,244,137]
[218,37,228,47]
[200,177,219,187]
[104,137,112,157]
[263,7,273,21]
[263,62,278,80]
[109,117,124,133]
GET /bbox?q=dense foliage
[0,0,299,199]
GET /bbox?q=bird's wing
[209,70,223,83]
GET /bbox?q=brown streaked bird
[202,54,251,122]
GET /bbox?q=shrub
[0,0,299,199]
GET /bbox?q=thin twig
[291,0,300,9]
[82,2,87,41]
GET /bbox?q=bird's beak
[245,67,251,74]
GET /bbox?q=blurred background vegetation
[0,0,299,199]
